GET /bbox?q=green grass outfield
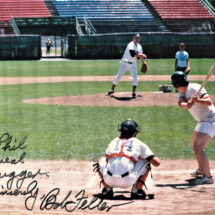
[0,58,214,76]
[0,59,214,161]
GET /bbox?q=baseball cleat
[194,175,214,185]
[105,90,114,96]
[132,92,136,98]
[190,168,204,177]
[101,187,113,198]
[131,189,146,199]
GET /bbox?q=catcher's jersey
[105,137,154,175]
[175,51,189,67]
[178,83,215,122]
[122,41,143,63]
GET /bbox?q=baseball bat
[196,63,215,96]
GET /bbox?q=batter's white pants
[98,157,148,189]
[113,62,138,86]
[195,120,215,138]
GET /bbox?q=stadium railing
[11,16,20,35]
[199,0,215,17]
[84,17,97,35]
[75,16,83,36]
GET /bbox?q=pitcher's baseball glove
[141,62,147,74]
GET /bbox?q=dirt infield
[0,75,215,85]
[1,159,215,215]
[22,92,215,107]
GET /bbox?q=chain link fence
[68,32,215,59]
[0,35,41,60]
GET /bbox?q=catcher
[93,119,161,199]
[106,34,147,98]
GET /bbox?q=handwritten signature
[0,133,134,212]
[29,185,133,212]
[0,133,27,152]
[0,169,50,189]
[0,179,133,212]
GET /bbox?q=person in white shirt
[106,34,147,98]
[93,119,161,199]
[171,71,215,185]
[175,43,190,75]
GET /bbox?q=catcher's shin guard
[93,158,108,188]
[98,171,108,189]
[136,171,149,190]
[136,163,151,190]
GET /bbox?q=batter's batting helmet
[171,71,189,88]
[118,119,141,138]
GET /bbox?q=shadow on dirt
[110,95,142,101]
[155,177,204,190]
[93,191,155,200]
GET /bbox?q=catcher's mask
[171,71,189,88]
[118,119,141,138]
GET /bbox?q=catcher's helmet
[171,71,189,88]
[118,119,141,138]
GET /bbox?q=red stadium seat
[0,0,52,22]
[148,0,213,20]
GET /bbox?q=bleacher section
[53,0,153,19]
[52,0,168,33]
[44,0,59,17]
[0,22,13,34]
[0,0,52,22]
[148,0,213,20]
[148,0,214,32]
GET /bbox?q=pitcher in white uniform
[93,119,161,199]
[106,34,147,98]
[171,71,215,185]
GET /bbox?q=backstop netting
[0,35,41,60]
[68,32,215,59]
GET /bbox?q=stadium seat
[0,0,52,22]
[148,0,214,20]
[51,0,167,33]
[52,0,154,20]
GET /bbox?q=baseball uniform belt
[128,61,134,64]
[107,170,129,178]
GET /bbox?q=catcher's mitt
[141,62,147,74]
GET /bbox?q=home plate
[129,77,140,80]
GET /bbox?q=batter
[171,71,215,185]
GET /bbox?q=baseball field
[0,58,215,214]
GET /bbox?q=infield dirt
[1,159,215,215]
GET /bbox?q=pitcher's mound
[22,92,183,106]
